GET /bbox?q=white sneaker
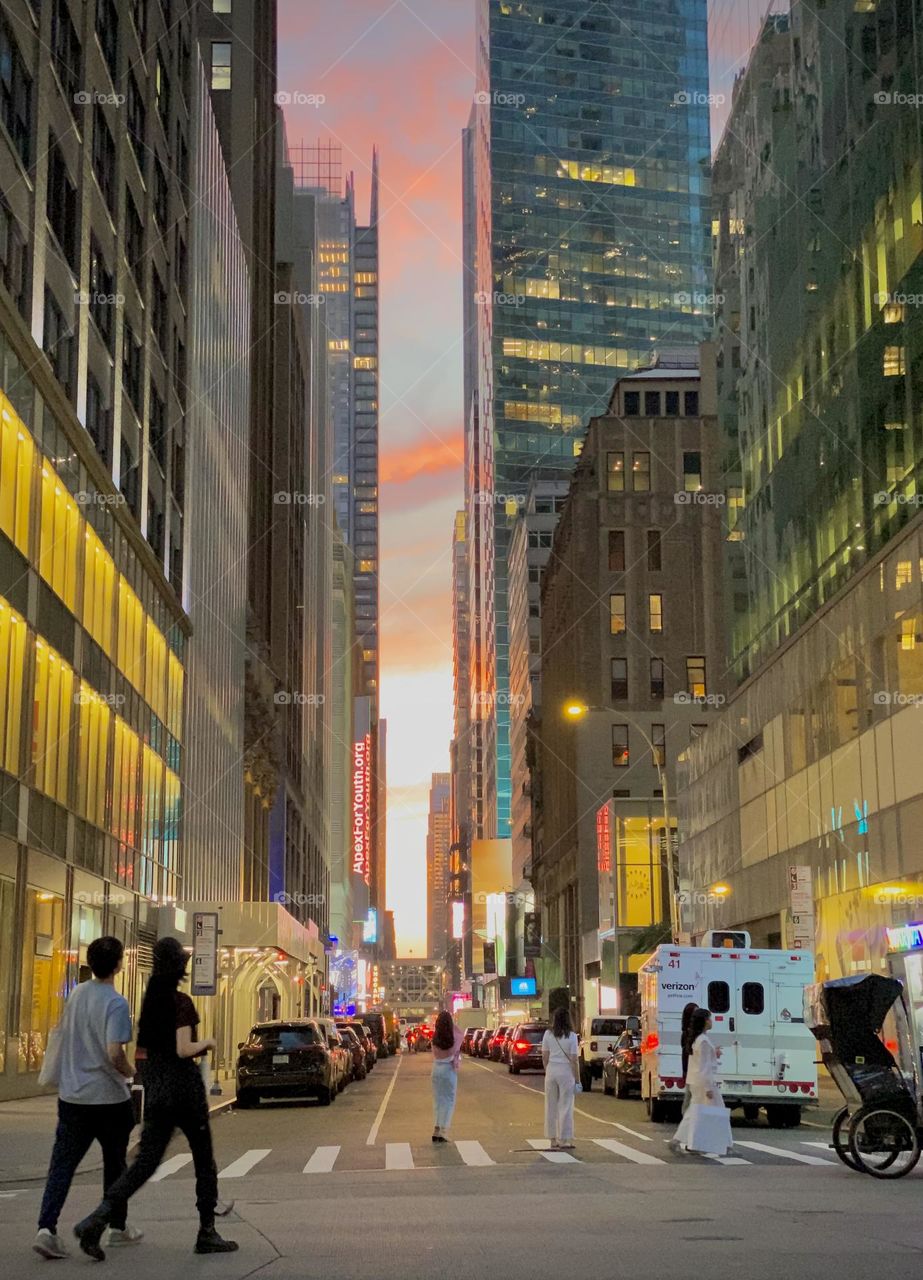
[103,1226,144,1246]
[33,1229,69,1259]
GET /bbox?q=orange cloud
[380,431,463,485]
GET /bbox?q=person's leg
[545,1075,560,1144]
[95,1101,136,1232]
[559,1083,575,1145]
[177,1105,219,1229]
[443,1068,458,1132]
[38,1101,95,1232]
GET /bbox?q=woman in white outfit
[541,1007,579,1150]
[431,1012,464,1143]
[671,1007,733,1156]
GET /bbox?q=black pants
[100,1079,218,1230]
[38,1099,134,1231]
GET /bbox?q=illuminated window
[0,596,26,772]
[0,394,34,555]
[210,41,231,90]
[355,286,377,299]
[39,468,80,611]
[166,652,184,742]
[607,452,624,492]
[649,593,663,633]
[896,561,913,588]
[358,559,377,573]
[901,618,916,651]
[686,656,706,698]
[111,715,140,848]
[883,301,904,323]
[683,451,702,491]
[362,649,376,662]
[145,618,167,723]
[884,346,905,376]
[612,725,629,767]
[32,641,74,803]
[353,356,377,369]
[83,527,115,654]
[117,581,145,691]
[610,593,626,634]
[76,683,111,829]
[213,0,232,10]
[328,340,349,352]
[633,452,650,492]
[355,273,377,284]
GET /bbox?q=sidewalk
[0,1084,236,1184]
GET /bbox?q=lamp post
[563,700,678,943]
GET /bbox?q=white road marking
[303,1145,340,1174]
[528,1138,579,1163]
[592,1137,665,1165]
[702,1153,752,1166]
[735,1140,833,1165]
[385,1142,414,1170]
[456,1140,494,1167]
[150,1154,192,1181]
[366,1056,402,1146]
[802,1141,836,1151]
[218,1149,271,1178]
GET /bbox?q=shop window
[19,889,67,1072]
[707,980,730,1013]
[71,897,103,988]
[742,982,765,1015]
[0,874,13,1069]
[0,596,26,773]
[32,641,74,803]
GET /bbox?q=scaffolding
[289,139,343,194]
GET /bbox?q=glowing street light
[564,699,589,720]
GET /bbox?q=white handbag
[38,1025,63,1088]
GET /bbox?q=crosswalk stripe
[702,1153,752,1166]
[385,1142,414,1170]
[218,1149,271,1178]
[528,1138,578,1163]
[801,1142,835,1151]
[150,1154,192,1181]
[455,1140,494,1167]
[592,1138,665,1165]
[735,1140,833,1165]
[303,1145,340,1174]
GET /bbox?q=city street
[3,1053,923,1279]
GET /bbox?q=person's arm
[541,1033,551,1069]
[106,999,134,1078]
[176,1024,216,1059]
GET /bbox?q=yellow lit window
[117,581,145,692]
[32,641,74,804]
[83,527,115,654]
[76,683,111,829]
[328,340,349,352]
[163,766,180,867]
[39,467,80,612]
[559,159,636,187]
[355,273,377,284]
[884,346,906,376]
[0,595,26,773]
[354,357,377,369]
[896,561,913,589]
[358,560,377,573]
[610,593,626,634]
[140,744,163,863]
[0,394,34,555]
[145,619,167,723]
[111,715,140,847]
[167,651,184,741]
[686,656,706,699]
[362,649,376,662]
[357,502,377,514]
[901,618,916,651]
[355,287,377,299]
[883,302,905,324]
[649,593,664,633]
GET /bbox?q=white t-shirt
[542,1030,578,1071]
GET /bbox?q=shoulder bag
[552,1033,582,1093]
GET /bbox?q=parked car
[341,1022,376,1072]
[602,1030,643,1098]
[236,1019,337,1107]
[461,1027,479,1055]
[362,1013,391,1059]
[578,1016,630,1091]
[488,1024,510,1062]
[314,1016,350,1091]
[507,1022,549,1074]
[337,1024,368,1082]
[477,1027,496,1058]
[471,1028,489,1057]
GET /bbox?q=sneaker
[104,1226,144,1247]
[33,1229,69,1260]
[194,1228,239,1255]
[73,1211,109,1262]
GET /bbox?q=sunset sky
[279,2,477,955]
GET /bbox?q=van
[638,936,817,1126]
[578,1016,631,1091]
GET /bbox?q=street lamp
[563,699,678,941]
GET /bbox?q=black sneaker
[73,1212,108,1262]
[194,1228,239,1255]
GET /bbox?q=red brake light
[514,1040,529,1051]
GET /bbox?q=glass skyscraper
[463,0,712,837]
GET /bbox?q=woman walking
[431,1012,464,1142]
[541,1007,579,1151]
[670,1007,732,1156]
[679,1000,698,1115]
[74,937,237,1261]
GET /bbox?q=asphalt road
[3,1051,923,1279]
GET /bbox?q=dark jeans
[100,1082,218,1230]
[38,1099,134,1231]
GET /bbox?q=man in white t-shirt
[33,936,140,1260]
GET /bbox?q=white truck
[638,933,818,1127]
[578,1015,631,1091]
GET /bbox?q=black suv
[507,1022,549,1074]
[236,1019,336,1107]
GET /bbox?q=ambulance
[638,931,818,1126]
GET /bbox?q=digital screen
[511,977,537,996]
[363,907,378,943]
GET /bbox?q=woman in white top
[541,1007,579,1150]
[671,1007,733,1156]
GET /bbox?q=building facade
[426,773,451,963]
[533,351,729,1018]
[706,0,789,147]
[463,0,713,847]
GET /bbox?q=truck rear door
[702,965,738,1075]
[733,962,772,1084]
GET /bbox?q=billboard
[596,800,615,936]
[483,941,496,974]
[451,899,466,940]
[523,911,541,958]
[352,697,372,916]
[362,907,378,944]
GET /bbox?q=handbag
[552,1033,582,1093]
[38,1024,63,1088]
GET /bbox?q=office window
[83,525,115,654]
[650,658,665,700]
[213,0,232,9]
[684,390,699,415]
[608,529,625,572]
[151,270,167,353]
[884,346,906,377]
[122,321,142,412]
[612,725,629,767]
[76,684,111,829]
[665,389,679,415]
[610,658,628,701]
[39,465,80,611]
[120,438,139,517]
[96,0,119,81]
[647,529,662,571]
[0,16,33,166]
[632,452,650,491]
[649,593,663,633]
[125,190,143,270]
[126,71,146,170]
[0,595,26,773]
[623,390,639,416]
[683,451,702,491]
[111,714,140,846]
[0,392,35,556]
[0,195,28,317]
[149,382,166,470]
[51,0,81,107]
[686,656,706,698]
[610,593,626,634]
[211,41,231,90]
[32,640,74,803]
[43,289,74,399]
[607,451,625,492]
[644,390,661,416]
[652,723,666,767]
[92,106,116,213]
[88,239,115,349]
[47,138,77,270]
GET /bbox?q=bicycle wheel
[831,1106,861,1172]
[848,1105,921,1178]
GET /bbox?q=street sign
[191,911,219,996]
[787,866,814,950]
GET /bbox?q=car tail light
[514,1040,530,1052]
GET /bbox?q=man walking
[33,935,141,1260]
